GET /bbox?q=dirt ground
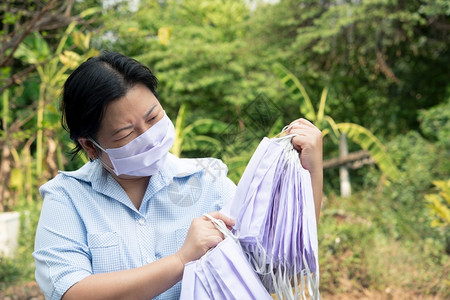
[0,281,445,300]
[0,282,44,300]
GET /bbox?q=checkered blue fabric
[33,153,236,300]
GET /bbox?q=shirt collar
[58,153,203,183]
[162,153,204,178]
[58,153,205,213]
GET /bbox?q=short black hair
[61,51,159,158]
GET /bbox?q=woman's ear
[78,138,99,160]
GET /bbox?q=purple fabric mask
[220,133,320,300]
[180,236,273,300]
[90,113,175,176]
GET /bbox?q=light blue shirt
[33,153,236,300]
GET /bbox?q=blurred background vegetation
[0,0,449,298]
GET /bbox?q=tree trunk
[339,133,351,197]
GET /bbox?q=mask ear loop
[88,138,119,175]
[273,124,300,144]
[89,138,107,152]
[273,125,290,138]
[202,213,240,242]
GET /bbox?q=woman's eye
[117,131,133,141]
[146,115,157,123]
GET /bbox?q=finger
[287,124,312,135]
[289,128,315,139]
[291,137,303,152]
[292,135,317,153]
[288,118,314,128]
[288,118,303,127]
[205,233,223,249]
[288,124,322,140]
[208,211,236,226]
[291,135,315,149]
[288,121,317,131]
[203,227,224,239]
[194,217,215,228]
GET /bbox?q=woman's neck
[114,175,150,210]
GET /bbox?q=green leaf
[13,33,50,64]
[59,51,82,69]
[323,115,340,143]
[336,123,401,180]
[9,168,24,190]
[79,7,103,18]
[273,63,316,121]
[171,104,187,157]
[317,87,328,124]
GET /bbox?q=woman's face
[96,83,164,149]
[92,83,165,176]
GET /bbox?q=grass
[319,192,449,299]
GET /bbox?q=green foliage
[0,257,21,289]
[274,63,317,121]
[16,201,42,280]
[0,6,99,212]
[319,208,377,292]
[170,103,228,157]
[419,98,450,148]
[100,0,280,131]
[345,101,450,295]
[426,179,450,225]
[369,131,446,240]
[0,200,42,288]
[425,180,450,253]
[336,123,401,180]
[274,62,401,181]
[319,194,450,297]
[250,0,450,137]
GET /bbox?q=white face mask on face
[90,113,175,176]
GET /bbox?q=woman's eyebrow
[112,124,133,136]
[144,104,158,119]
[111,105,158,136]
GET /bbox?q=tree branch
[375,49,400,84]
[323,150,374,169]
[0,0,58,68]
[0,64,37,95]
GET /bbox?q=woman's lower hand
[176,211,235,265]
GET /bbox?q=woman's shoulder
[39,160,104,195]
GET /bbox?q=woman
[33,51,323,300]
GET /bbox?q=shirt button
[138,218,145,225]
[146,257,152,264]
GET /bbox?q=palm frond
[317,87,328,124]
[336,123,401,180]
[273,63,316,121]
[171,104,187,156]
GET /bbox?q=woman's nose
[135,121,153,137]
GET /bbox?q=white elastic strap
[293,261,300,300]
[272,133,298,143]
[88,138,118,173]
[89,138,107,152]
[276,122,300,138]
[202,213,238,242]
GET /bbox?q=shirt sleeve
[33,179,92,300]
[220,175,237,209]
[213,158,237,210]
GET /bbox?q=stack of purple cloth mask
[221,134,320,300]
[179,214,272,300]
